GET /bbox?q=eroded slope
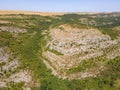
[43,25,120,79]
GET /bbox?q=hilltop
[0,10,66,16]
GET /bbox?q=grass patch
[48,49,63,55]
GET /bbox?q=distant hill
[0,10,66,16]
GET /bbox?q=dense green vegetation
[107,56,120,73]
[0,13,120,90]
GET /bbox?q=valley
[0,11,120,90]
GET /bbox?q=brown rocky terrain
[43,25,120,79]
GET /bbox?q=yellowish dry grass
[0,10,66,16]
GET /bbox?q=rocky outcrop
[43,25,120,79]
[0,27,27,33]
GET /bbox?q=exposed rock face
[43,25,120,79]
[0,47,11,62]
[10,71,32,83]
[0,47,37,89]
[0,47,19,87]
[0,26,39,89]
[49,25,117,56]
[0,27,27,33]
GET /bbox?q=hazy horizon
[0,0,120,12]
